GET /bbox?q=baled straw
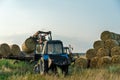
[104,39,119,50]
[100,31,114,41]
[111,55,120,64]
[10,44,21,56]
[75,56,88,68]
[90,57,99,68]
[0,43,10,56]
[111,46,120,56]
[86,48,97,60]
[98,56,111,68]
[93,40,105,50]
[22,37,36,53]
[96,48,110,58]
[100,31,120,41]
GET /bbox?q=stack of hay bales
[0,37,37,57]
[84,31,120,68]
[0,43,21,57]
[22,37,36,54]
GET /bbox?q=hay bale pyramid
[89,31,120,68]
[76,31,120,68]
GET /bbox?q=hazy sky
[0,0,120,53]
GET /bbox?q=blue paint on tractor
[43,54,49,60]
[61,54,69,59]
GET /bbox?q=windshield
[47,43,63,54]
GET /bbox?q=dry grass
[8,67,120,80]
[1,59,120,80]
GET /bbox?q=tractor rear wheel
[34,59,48,75]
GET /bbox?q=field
[0,59,120,80]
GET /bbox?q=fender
[61,54,69,59]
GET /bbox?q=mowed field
[0,59,120,80]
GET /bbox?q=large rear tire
[34,59,48,75]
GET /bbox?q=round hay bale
[22,37,36,54]
[111,32,118,40]
[86,48,97,60]
[111,55,120,64]
[10,44,21,56]
[90,57,99,68]
[93,40,105,50]
[104,39,119,50]
[101,31,120,41]
[117,35,120,40]
[98,56,111,68]
[100,31,115,41]
[111,46,120,56]
[117,40,120,45]
[113,33,120,40]
[0,43,10,56]
[96,48,110,58]
[75,56,88,68]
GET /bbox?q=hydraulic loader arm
[38,31,52,40]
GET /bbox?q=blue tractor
[33,31,71,75]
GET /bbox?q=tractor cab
[64,47,69,54]
[43,40,63,55]
[41,40,70,65]
[64,46,76,63]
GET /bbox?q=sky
[0,0,120,53]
